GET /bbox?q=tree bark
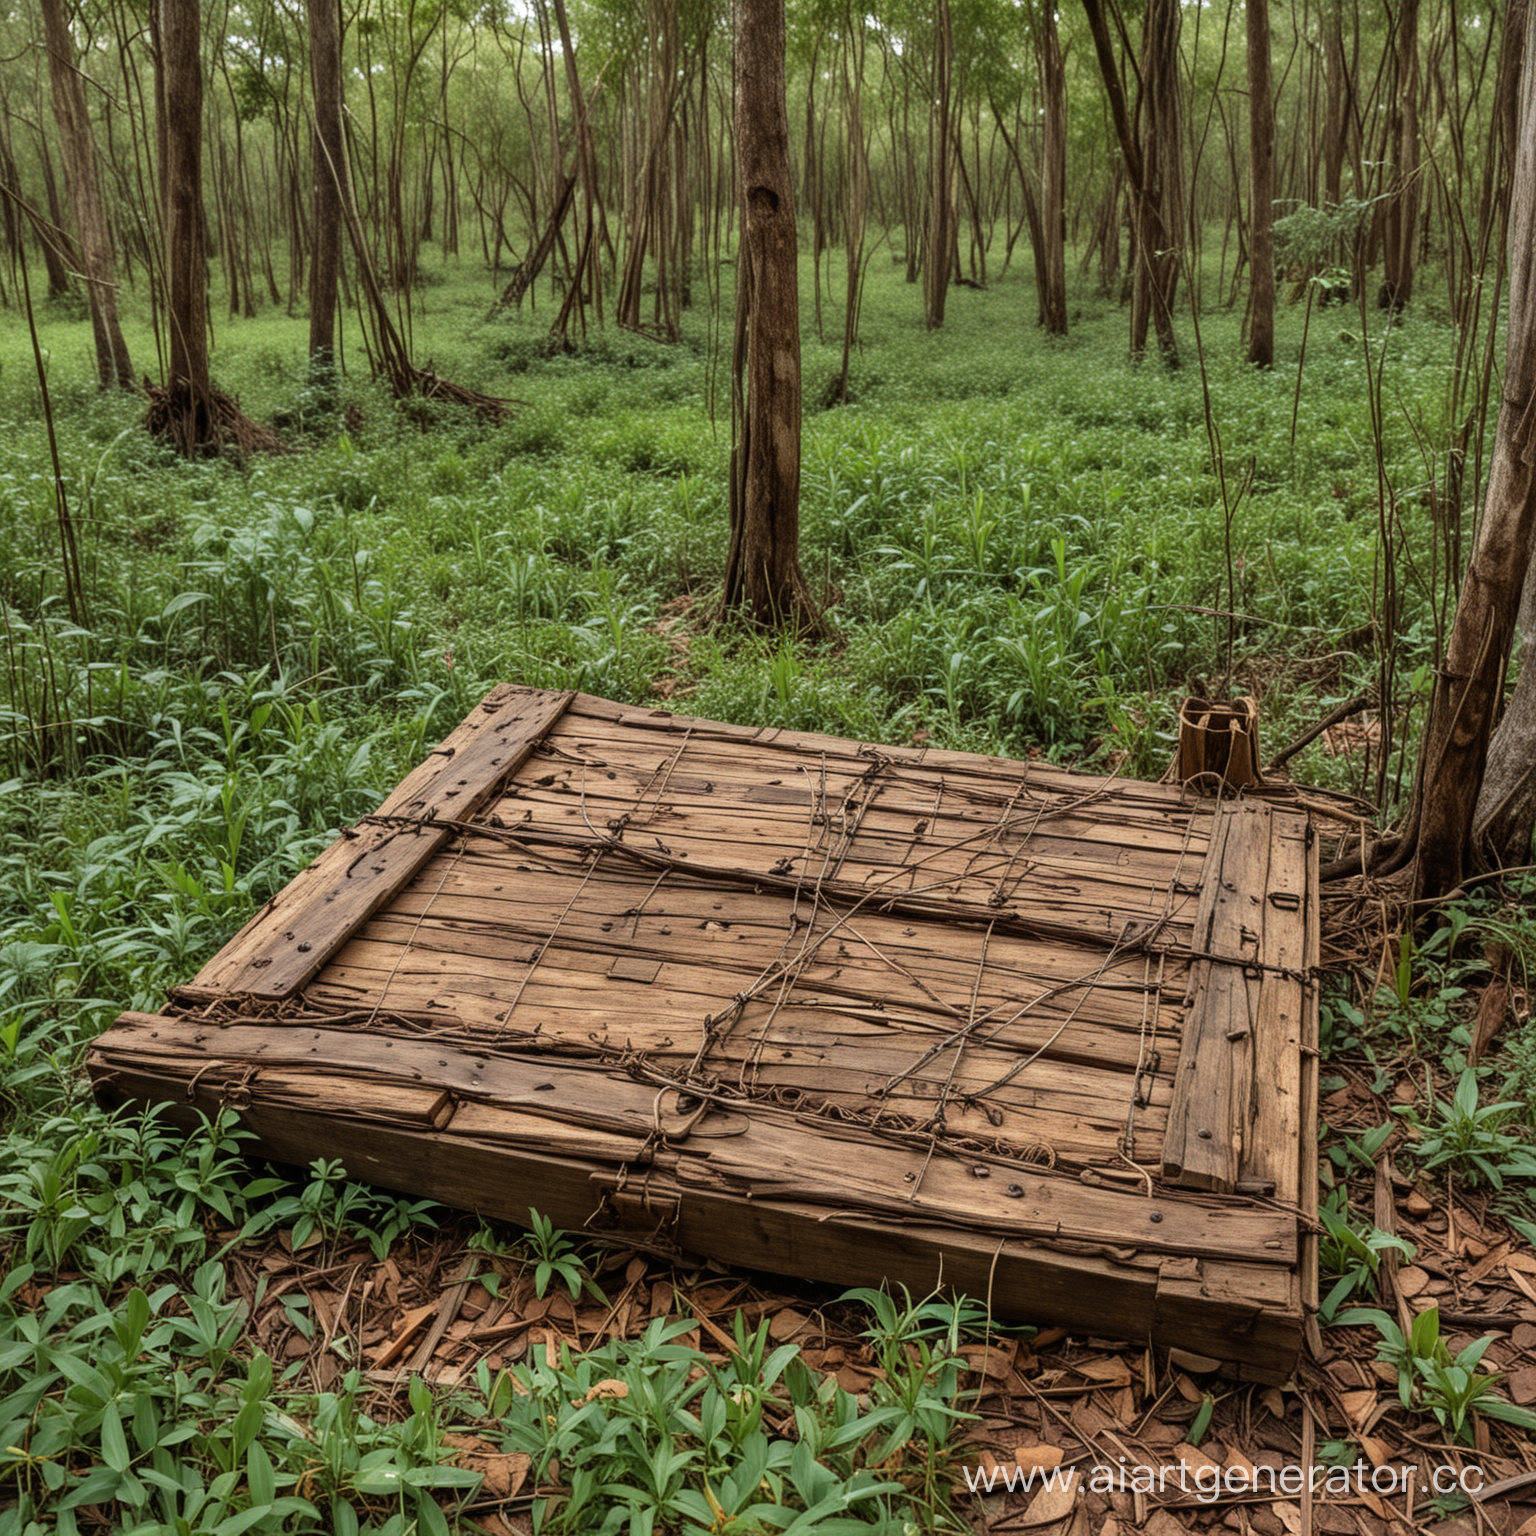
[1412,0,1536,897]
[152,0,215,451]
[36,133,76,299]
[1381,0,1422,310]
[923,0,955,330]
[1471,0,1536,869]
[1246,0,1275,366]
[1083,0,1182,365]
[835,0,869,402]
[548,0,604,340]
[1134,0,1183,364]
[1323,0,1346,206]
[1037,2,1068,336]
[306,0,344,367]
[722,0,814,630]
[41,0,134,388]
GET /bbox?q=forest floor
[3,246,1536,1534]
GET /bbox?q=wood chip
[1169,1348,1223,1374]
[768,1306,813,1343]
[1010,1445,1065,1474]
[441,1434,532,1501]
[1016,1471,1078,1528]
[576,1378,629,1404]
[1340,1390,1378,1432]
[372,1302,437,1369]
[1075,1355,1134,1387]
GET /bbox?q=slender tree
[306,0,344,368]
[923,0,955,329]
[40,0,133,388]
[833,0,870,402]
[151,0,217,450]
[1036,0,1067,337]
[1380,0,1422,310]
[723,0,815,629]
[1245,0,1275,366]
[1083,0,1183,364]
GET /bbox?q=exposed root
[406,366,512,422]
[143,380,287,457]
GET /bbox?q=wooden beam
[1161,802,1269,1192]
[88,1011,1293,1264]
[87,1018,1301,1380]
[184,685,573,1000]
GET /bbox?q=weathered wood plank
[432,819,1196,958]
[344,858,1189,1057]
[1299,827,1322,1350]
[86,1023,1301,1379]
[1240,812,1309,1202]
[560,694,1208,812]
[98,686,1313,1381]
[1161,802,1271,1192]
[87,1012,1287,1263]
[187,686,574,1000]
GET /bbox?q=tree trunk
[1412,0,1536,897]
[1323,0,1346,206]
[1381,0,1422,310]
[546,0,606,343]
[834,0,868,404]
[1134,0,1183,364]
[1246,0,1276,366]
[36,134,76,300]
[923,0,955,330]
[1084,0,1182,365]
[1037,3,1068,336]
[153,0,215,450]
[41,0,134,388]
[306,0,344,367]
[617,0,683,340]
[722,0,814,630]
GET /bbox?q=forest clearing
[5,0,1536,1532]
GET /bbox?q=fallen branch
[1267,692,1374,773]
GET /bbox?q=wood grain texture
[1160,801,1309,1197]
[187,686,573,1000]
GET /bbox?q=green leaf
[214,1508,280,1536]
[400,1466,481,1489]
[99,1401,131,1473]
[248,1439,276,1506]
[1189,1393,1215,1446]
[1476,1399,1536,1429]
[161,591,213,620]
[351,1465,407,1495]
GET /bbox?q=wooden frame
[88,687,1318,1381]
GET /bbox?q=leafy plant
[522,1207,605,1304]
[1340,1306,1536,1445]
[1397,1067,1536,1190]
[242,1156,439,1261]
[470,1314,914,1534]
[840,1284,995,1519]
[1316,1190,1416,1322]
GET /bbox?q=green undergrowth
[1312,873,1536,1476]
[1,236,1526,1531]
